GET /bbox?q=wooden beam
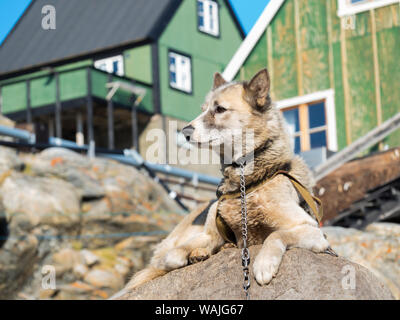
[267,26,274,98]
[314,112,400,181]
[131,95,139,151]
[340,17,352,145]
[76,112,84,146]
[86,68,94,143]
[299,104,310,151]
[107,96,114,150]
[151,42,161,114]
[326,0,335,89]
[26,80,32,124]
[55,73,62,138]
[294,0,304,96]
[370,9,383,130]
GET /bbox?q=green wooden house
[0,0,244,152]
[223,0,400,156]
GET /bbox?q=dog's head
[182,69,275,161]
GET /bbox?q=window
[197,0,219,36]
[94,55,124,76]
[276,89,337,154]
[169,51,192,94]
[282,102,328,154]
[337,0,399,17]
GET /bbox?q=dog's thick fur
[112,69,330,298]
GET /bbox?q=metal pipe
[0,125,33,141]
[0,123,221,186]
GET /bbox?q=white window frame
[337,0,400,17]
[94,55,124,76]
[168,51,192,94]
[197,0,220,37]
[275,89,338,152]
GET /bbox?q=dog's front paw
[188,248,210,264]
[164,248,188,270]
[253,253,281,285]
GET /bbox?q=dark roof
[0,0,182,77]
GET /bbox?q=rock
[0,230,38,299]
[73,264,89,279]
[80,249,99,267]
[0,114,15,128]
[323,223,400,299]
[84,268,124,290]
[0,147,23,175]
[1,173,81,230]
[118,246,394,300]
[52,248,82,271]
[27,148,105,200]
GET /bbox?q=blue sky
[0,0,269,46]
[229,0,269,34]
[0,0,32,45]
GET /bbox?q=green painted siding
[158,0,243,121]
[0,67,153,114]
[31,76,56,108]
[91,69,153,113]
[124,45,153,84]
[1,82,27,113]
[271,0,298,99]
[239,0,400,150]
[59,69,88,101]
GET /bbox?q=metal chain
[239,161,250,300]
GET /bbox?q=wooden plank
[316,146,400,222]
[55,73,62,138]
[26,80,32,123]
[299,103,310,151]
[131,99,139,152]
[86,68,94,143]
[326,0,335,89]
[371,9,382,128]
[107,74,114,150]
[314,112,400,181]
[340,17,352,145]
[370,9,383,150]
[294,0,303,96]
[267,27,274,99]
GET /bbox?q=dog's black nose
[182,125,194,142]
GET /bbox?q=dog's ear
[213,72,227,89]
[244,69,271,110]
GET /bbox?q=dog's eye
[215,105,227,114]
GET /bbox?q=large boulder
[118,246,393,300]
[0,172,81,230]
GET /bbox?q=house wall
[124,45,153,85]
[238,0,400,150]
[158,0,243,122]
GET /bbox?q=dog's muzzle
[182,125,194,142]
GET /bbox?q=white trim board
[337,0,400,17]
[275,89,338,151]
